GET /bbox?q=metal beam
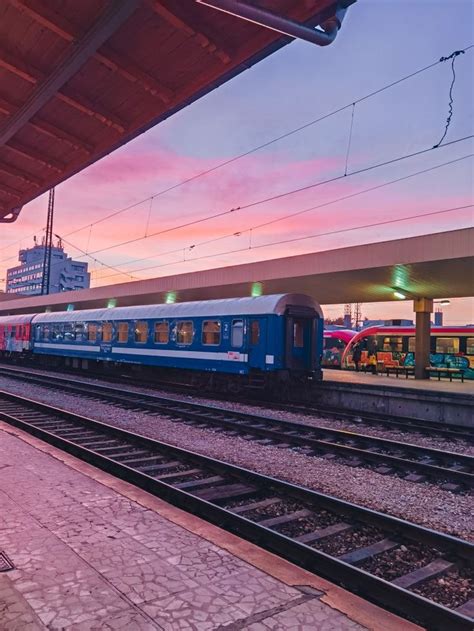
[0,159,42,187]
[148,0,231,64]
[0,94,93,154]
[5,141,65,172]
[0,181,22,199]
[56,89,126,133]
[0,0,139,147]
[8,0,174,104]
[0,45,126,135]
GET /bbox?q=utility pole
[353,303,362,330]
[343,303,352,329]
[41,188,55,295]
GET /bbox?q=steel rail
[0,361,471,442]
[0,367,472,489]
[0,389,472,630]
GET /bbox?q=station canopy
[0,0,354,222]
[0,228,472,315]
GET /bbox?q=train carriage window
[177,321,193,345]
[75,323,85,342]
[293,321,304,348]
[35,325,41,341]
[135,321,148,343]
[87,323,98,342]
[42,325,50,341]
[324,337,346,350]
[381,336,403,352]
[51,324,63,341]
[436,337,459,354]
[63,323,75,341]
[117,322,129,343]
[102,322,113,342]
[202,320,221,345]
[154,321,169,344]
[408,337,416,352]
[231,320,244,347]
[467,338,474,354]
[250,321,260,345]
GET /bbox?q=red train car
[322,329,356,368]
[341,325,474,379]
[0,314,34,355]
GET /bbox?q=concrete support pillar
[414,298,433,379]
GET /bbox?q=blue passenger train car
[31,294,323,393]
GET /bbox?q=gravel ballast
[0,375,472,542]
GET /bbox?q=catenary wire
[87,153,473,280]
[62,45,473,239]
[93,202,472,282]
[78,134,474,259]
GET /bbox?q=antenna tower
[41,188,55,295]
[343,303,352,329]
[353,303,362,329]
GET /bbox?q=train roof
[31,294,323,323]
[0,314,36,325]
[324,329,356,342]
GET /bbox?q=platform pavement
[0,423,421,631]
[324,368,474,395]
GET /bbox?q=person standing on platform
[367,346,377,374]
[352,343,362,372]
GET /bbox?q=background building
[6,240,90,296]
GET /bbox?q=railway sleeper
[456,599,474,618]
[338,538,399,565]
[393,558,456,589]
[195,483,257,503]
[256,509,313,529]
[174,475,225,490]
[138,461,183,474]
[155,468,202,481]
[295,522,353,544]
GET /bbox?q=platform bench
[385,366,415,379]
[426,367,465,383]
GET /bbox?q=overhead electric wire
[52,235,140,281]
[3,46,472,285]
[94,202,473,282]
[0,228,45,253]
[77,134,474,259]
[91,152,473,280]
[62,45,473,240]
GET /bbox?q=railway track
[1,360,471,443]
[0,389,472,630]
[0,366,472,490]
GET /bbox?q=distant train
[0,294,324,395]
[322,329,356,368]
[341,325,474,379]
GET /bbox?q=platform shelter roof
[0,228,472,316]
[0,0,354,222]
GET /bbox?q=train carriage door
[248,318,266,369]
[285,309,316,372]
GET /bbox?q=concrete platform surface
[0,423,421,631]
[324,369,474,395]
